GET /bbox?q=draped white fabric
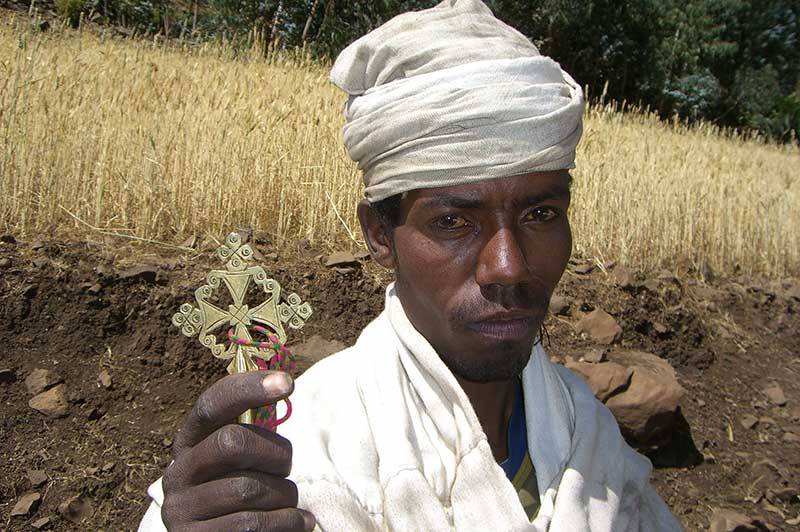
[331,0,584,202]
[138,284,681,531]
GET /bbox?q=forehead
[404,170,572,210]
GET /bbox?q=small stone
[612,266,633,288]
[708,508,762,532]
[98,370,112,389]
[789,407,800,422]
[58,494,93,523]
[576,309,623,345]
[87,283,103,295]
[28,469,48,487]
[764,385,788,406]
[0,367,16,383]
[29,384,69,417]
[32,257,49,268]
[603,260,617,270]
[697,399,707,407]
[31,516,52,529]
[87,407,105,421]
[30,240,45,250]
[25,368,63,395]
[548,295,570,316]
[162,437,173,447]
[11,492,41,517]
[102,461,115,472]
[740,415,759,430]
[652,321,669,334]
[782,432,800,443]
[759,416,776,426]
[325,251,358,268]
[118,264,158,283]
[583,348,607,363]
[573,262,594,274]
[640,279,660,292]
[0,257,11,268]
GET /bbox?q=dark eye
[524,206,559,223]
[434,214,470,230]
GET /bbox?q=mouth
[464,312,538,342]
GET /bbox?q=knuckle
[216,424,248,455]
[231,476,262,505]
[193,393,217,426]
[236,511,267,532]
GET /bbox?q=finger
[163,471,299,521]
[167,423,292,486]
[173,371,293,456]
[187,509,314,532]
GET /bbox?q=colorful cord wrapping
[228,325,296,431]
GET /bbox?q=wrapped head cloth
[331,0,584,202]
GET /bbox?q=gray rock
[564,358,632,402]
[764,385,787,406]
[325,251,358,268]
[25,368,63,395]
[576,309,622,345]
[603,351,685,446]
[740,415,759,430]
[611,266,633,288]
[0,257,11,268]
[118,264,158,283]
[98,370,112,389]
[548,295,570,316]
[28,469,48,488]
[11,492,41,517]
[708,508,763,532]
[58,494,93,524]
[29,384,69,418]
[582,348,608,363]
[31,516,53,529]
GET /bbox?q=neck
[455,376,517,463]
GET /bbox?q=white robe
[138,284,681,531]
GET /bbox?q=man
[139,1,681,530]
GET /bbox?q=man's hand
[161,371,316,531]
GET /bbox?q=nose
[475,226,529,288]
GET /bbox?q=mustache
[449,286,550,324]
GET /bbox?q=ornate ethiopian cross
[172,232,312,427]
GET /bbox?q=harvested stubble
[1,19,798,276]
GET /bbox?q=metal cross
[172,232,312,423]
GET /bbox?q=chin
[440,340,534,383]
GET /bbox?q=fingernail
[262,372,292,395]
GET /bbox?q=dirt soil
[1,233,798,531]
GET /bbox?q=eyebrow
[418,180,572,211]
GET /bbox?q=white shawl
[138,284,680,531]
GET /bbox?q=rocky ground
[0,232,798,531]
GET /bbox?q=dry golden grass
[2,18,798,276]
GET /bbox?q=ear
[357,199,397,269]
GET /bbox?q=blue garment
[500,379,527,481]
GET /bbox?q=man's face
[361,170,572,383]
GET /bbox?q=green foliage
[56,0,88,28]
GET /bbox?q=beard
[437,340,535,382]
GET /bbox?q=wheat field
[1,17,798,276]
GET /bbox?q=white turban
[331,0,584,202]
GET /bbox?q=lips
[465,312,538,342]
